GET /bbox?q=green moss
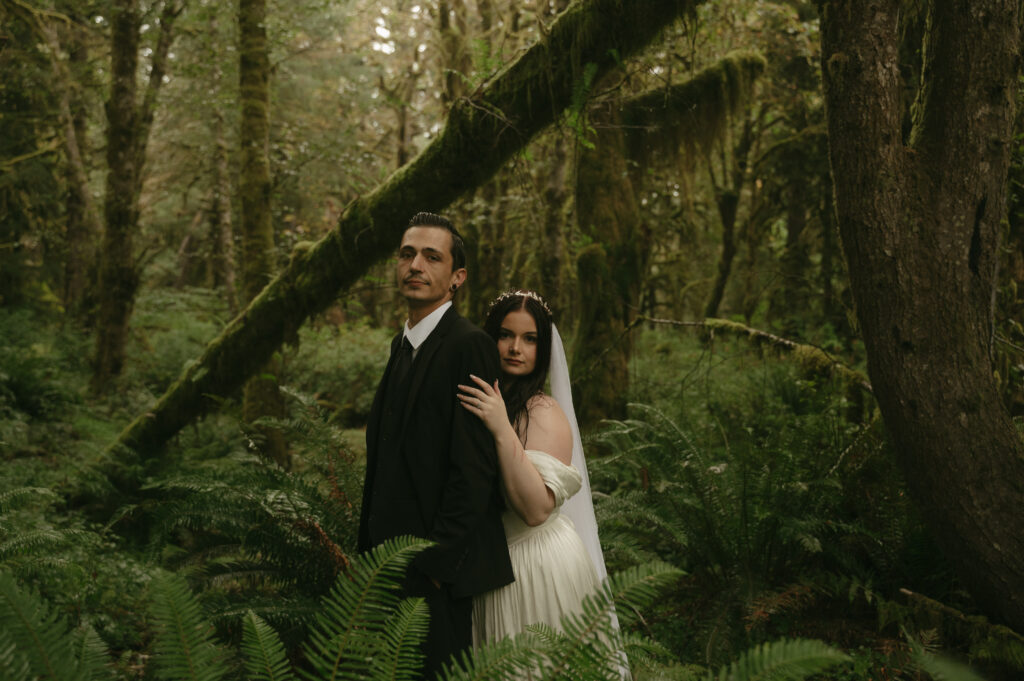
[622,51,766,165]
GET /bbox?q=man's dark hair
[407,211,466,271]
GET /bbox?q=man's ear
[450,267,467,292]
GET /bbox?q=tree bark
[574,97,643,424]
[103,0,701,495]
[56,18,98,318]
[239,0,288,467]
[821,0,1024,631]
[91,0,181,393]
[209,104,238,313]
[91,0,140,393]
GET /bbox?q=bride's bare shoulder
[525,394,572,465]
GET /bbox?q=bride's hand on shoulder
[457,375,510,436]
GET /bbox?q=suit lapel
[399,306,458,435]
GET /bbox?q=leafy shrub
[285,322,393,427]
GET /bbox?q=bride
[457,289,613,646]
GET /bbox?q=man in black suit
[358,212,514,677]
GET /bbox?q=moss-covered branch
[104,0,700,494]
[640,315,873,395]
[621,50,766,163]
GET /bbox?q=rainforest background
[1,0,1023,679]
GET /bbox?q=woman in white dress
[457,289,610,646]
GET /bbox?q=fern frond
[0,571,84,681]
[443,632,546,681]
[912,649,987,681]
[0,528,83,561]
[707,638,849,681]
[242,610,297,681]
[370,597,430,681]
[0,487,57,512]
[302,536,431,681]
[0,628,31,681]
[72,622,112,680]
[150,572,230,681]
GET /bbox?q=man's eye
[429,255,441,262]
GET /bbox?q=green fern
[302,535,432,681]
[442,632,547,681]
[150,572,229,681]
[704,638,849,680]
[0,627,31,681]
[0,571,106,681]
[370,598,430,681]
[241,610,298,681]
[0,487,58,513]
[70,622,113,681]
[913,651,988,681]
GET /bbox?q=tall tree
[91,0,140,393]
[239,0,288,466]
[821,0,1024,630]
[91,0,182,393]
[573,93,644,424]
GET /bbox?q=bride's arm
[458,378,572,526]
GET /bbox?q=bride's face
[497,309,538,377]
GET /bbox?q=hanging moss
[621,51,766,167]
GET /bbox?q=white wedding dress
[472,449,600,645]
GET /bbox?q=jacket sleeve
[414,329,502,582]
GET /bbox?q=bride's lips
[503,357,523,366]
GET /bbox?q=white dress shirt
[404,301,452,360]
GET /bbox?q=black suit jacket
[358,306,514,599]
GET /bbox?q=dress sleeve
[525,450,582,508]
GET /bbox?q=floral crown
[489,289,552,315]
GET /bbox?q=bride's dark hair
[483,290,553,438]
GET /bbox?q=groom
[358,212,514,677]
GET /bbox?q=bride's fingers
[457,384,485,399]
[468,377,491,395]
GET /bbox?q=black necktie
[389,337,414,392]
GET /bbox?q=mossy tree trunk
[57,16,98,319]
[239,0,288,467]
[704,112,760,319]
[821,0,1024,631]
[568,52,765,423]
[618,52,765,323]
[104,0,701,496]
[91,0,180,393]
[209,102,238,315]
[573,97,643,425]
[91,0,140,394]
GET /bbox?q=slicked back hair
[406,211,466,271]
